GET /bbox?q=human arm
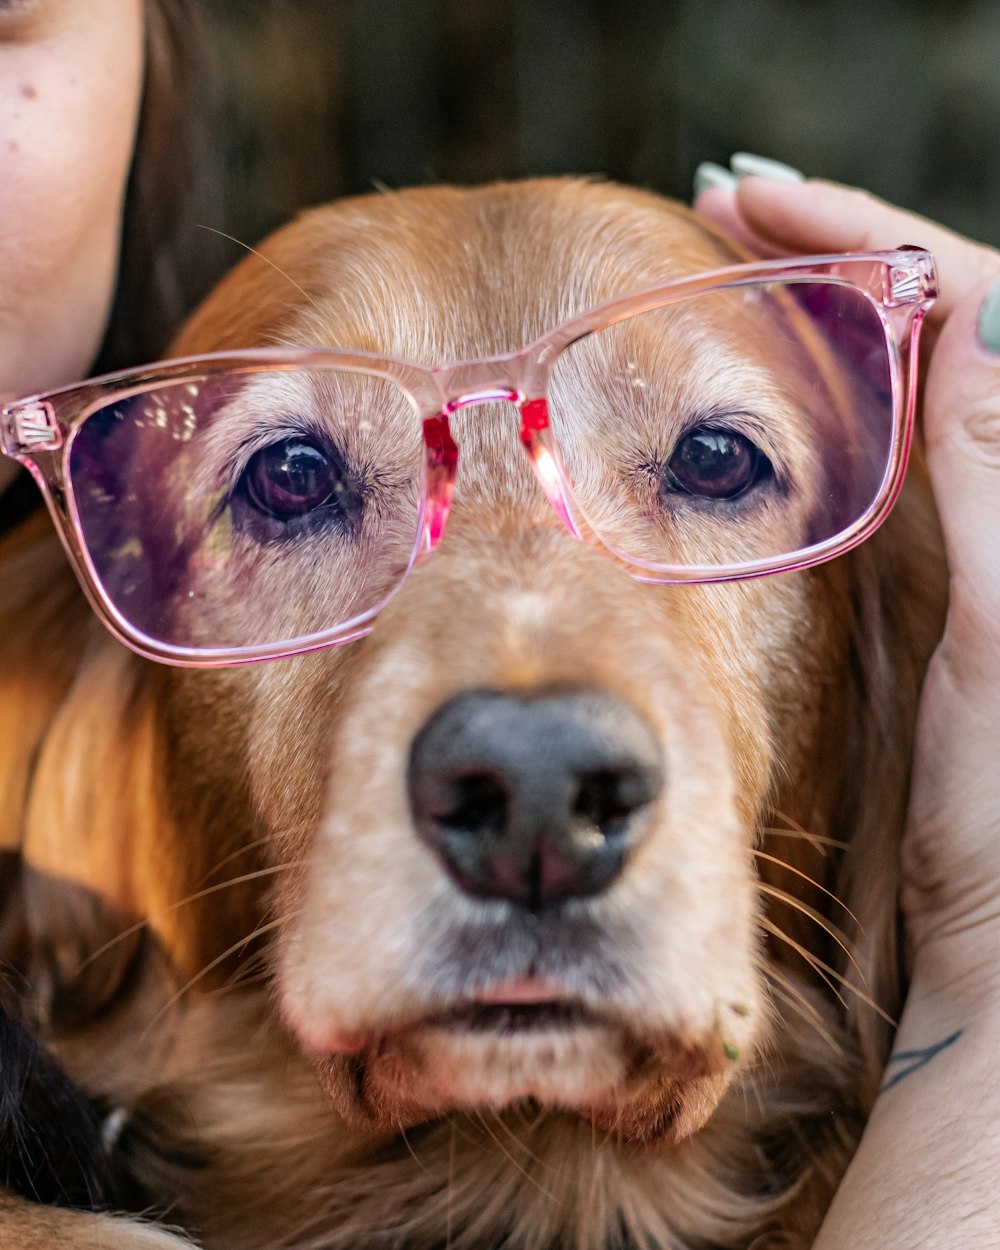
[696,167,1000,1246]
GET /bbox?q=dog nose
[407,690,663,909]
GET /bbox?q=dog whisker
[488,1107,554,1176]
[175,863,314,910]
[76,860,310,977]
[752,848,859,928]
[759,917,895,1026]
[194,835,275,886]
[760,807,848,855]
[738,1051,775,1124]
[756,882,862,981]
[207,968,272,998]
[759,826,848,852]
[211,943,276,997]
[73,915,150,974]
[196,224,328,324]
[224,947,275,990]
[397,1124,435,1179]
[140,912,298,1039]
[759,917,850,1012]
[520,1103,552,1136]
[762,967,840,1053]
[472,1110,561,1203]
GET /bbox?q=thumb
[923,274,1000,678]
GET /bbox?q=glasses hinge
[0,401,61,455]
[885,252,938,306]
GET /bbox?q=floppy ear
[0,515,85,859]
[0,515,207,1023]
[0,518,145,1020]
[0,515,271,1018]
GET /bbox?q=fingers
[693,156,800,259]
[732,179,1000,322]
[922,274,1000,656]
[693,158,1000,324]
[691,186,789,258]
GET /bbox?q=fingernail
[977,274,1000,354]
[693,161,739,198]
[730,152,805,184]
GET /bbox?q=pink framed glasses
[0,248,936,668]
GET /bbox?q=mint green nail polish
[977,275,1000,354]
[730,152,805,184]
[693,162,739,198]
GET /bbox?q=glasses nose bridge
[420,354,535,556]
[421,352,582,557]
[434,350,530,417]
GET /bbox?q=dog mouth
[427,999,589,1032]
[296,976,615,1056]
[306,980,737,1142]
[296,965,750,1140]
[420,980,605,1040]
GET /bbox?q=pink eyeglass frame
[0,248,937,668]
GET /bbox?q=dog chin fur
[307,1016,738,1147]
[0,178,947,1249]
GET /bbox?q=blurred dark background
[205,0,1000,252]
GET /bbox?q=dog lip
[469,976,566,1005]
[293,980,586,1058]
[421,977,616,1037]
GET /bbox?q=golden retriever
[0,179,945,1249]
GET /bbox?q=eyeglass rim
[3,248,936,418]
[1,248,937,668]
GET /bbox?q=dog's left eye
[662,426,771,501]
[240,437,360,523]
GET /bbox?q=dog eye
[241,438,356,521]
[662,427,771,501]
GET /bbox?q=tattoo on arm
[880,1028,964,1093]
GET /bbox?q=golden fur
[0,180,945,1249]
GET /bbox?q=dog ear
[0,521,154,1024]
[0,517,269,1012]
[0,517,86,860]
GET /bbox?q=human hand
[695,156,1000,1002]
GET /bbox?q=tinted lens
[547,280,895,572]
[68,367,423,655]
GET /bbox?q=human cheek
[0,4,143,398]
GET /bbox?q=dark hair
[94,0,229,374]
[0,994,137,1210]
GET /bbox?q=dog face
[3,180,945,1248]
[152,182,851,1141]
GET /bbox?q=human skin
[697,174,1000,1245]
[0,0,144,491]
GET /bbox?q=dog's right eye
[238,437,361,526]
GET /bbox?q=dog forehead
[174,180,742,361]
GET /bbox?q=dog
[0,179,945,1249]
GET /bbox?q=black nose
[407,689,663,909]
